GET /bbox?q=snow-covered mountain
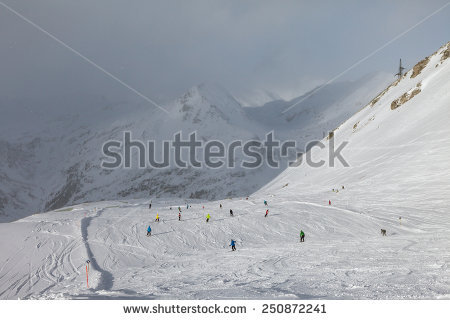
[0,84,259,221]
[261,41,450,209]
[245,72,393,142]
[0,42,449,300]
[173,83,250,127]
[0,72,397,222]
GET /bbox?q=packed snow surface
[0,193,449,300]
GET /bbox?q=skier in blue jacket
[230,239,236,251]
[147,225,152,236]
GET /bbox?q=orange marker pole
[86,265,89,288]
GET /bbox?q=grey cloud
[0,0,448,106]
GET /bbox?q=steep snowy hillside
[261,41,450,211]
[257,42,450,297]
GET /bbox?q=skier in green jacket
[206,214,211,222]
[300,230,305,242]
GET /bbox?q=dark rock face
[45,165,83,212]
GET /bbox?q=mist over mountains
[0,72,392,221]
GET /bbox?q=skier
[220,204,222,209]
[178,206,181,212]
[264,200,268,206]
[202,206,205,209]
[265,209,269,217]
[342,185,345,190]
[300,230,305,242]
[149,203,152,209]
[155,213,160,222]
[230,239,236,251]
[147,225,152,236]
[206,213,211,222]
[230,209,234,216]
[329,200,331,205]
[178,212,181,221]
[186,204,189,209]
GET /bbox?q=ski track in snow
[80,208,114,291]
[1,194,449,299]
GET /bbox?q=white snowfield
[0,42,449,300]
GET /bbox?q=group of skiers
[329,185,346,204]
[144,199,306,248]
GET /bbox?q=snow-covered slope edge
[260,41,450,206]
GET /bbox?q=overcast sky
[0,0,449,107]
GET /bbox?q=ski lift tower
[395,59,405,79]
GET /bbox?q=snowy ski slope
[0,42,449,300]
[1,193,449,300]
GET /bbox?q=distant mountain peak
[175,82,246,124]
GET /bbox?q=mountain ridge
[0,70,414,221]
